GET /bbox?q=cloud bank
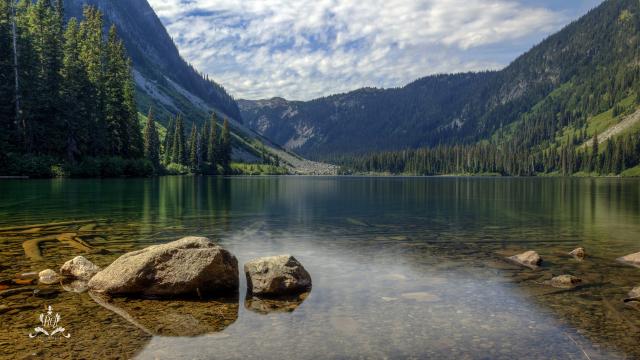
[147,0,592,100]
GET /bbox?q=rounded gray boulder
[244,255,311,296]
[88,237,238,297]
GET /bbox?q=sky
[147,0,602,101]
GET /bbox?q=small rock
[569,247,586,259]
[625,286,640,303]
[400,292,441,302]
[88,236,238,297]
[60,256,101,280]
[507,251,542,269]
[548,275,582,288]
[244,255,311,296]
[33,288,59,299]
[617,252,640,268]
[38,269,61,285]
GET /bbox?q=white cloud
[147,0,572,100]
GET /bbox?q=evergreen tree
[143,107,160,171]
[172,115,186,165]
[0,0,16,160]
[60,17,90,161]
[123,56,142,158]
[188,124,201,172]
[220,118,231,171]
[200,118,209,163]
[163,116,174,164]
[207,114,218,173]
[78,5,106,155]
[591,132,599,171]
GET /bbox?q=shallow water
[0,176,639,359]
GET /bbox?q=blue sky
[147,0,603,101]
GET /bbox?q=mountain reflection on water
[0,177,639,359]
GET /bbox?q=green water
[0,176,639,359]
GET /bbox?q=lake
[1,176,639,359]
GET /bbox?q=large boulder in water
[244,255,311,296]
[88,237,238,297]
[617,252,640,268]
[60,256,101,280]
[507,251,542,269]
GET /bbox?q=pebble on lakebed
[60,256,101,281]
[624,287,640,303]
[617,252,640,268]
[506,250,542,269]
[545,275,583,288]
[569,247,586,259]
[38,269,61,285]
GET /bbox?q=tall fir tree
[220,118,231,171]
[78,5,106,155]
[188,124,200,172]
[200,117,209,164]
[0,0,16,161]
[163,116,175,164]
[60,17,90,161]
[172,115,186,165]
[143,107,160,171]
[207,113,218,173]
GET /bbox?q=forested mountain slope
[64,0,240,123]
[241,0,640,163]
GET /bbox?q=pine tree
[200,118,209,163]
[188,124,200,172]
[0,0,16,160]
[207,114,218,173]
[172,115,186,165]
[163,117,174,164]
[220,118,231,171]
[23,0,65,155]
[78,5,106,156]
[591,132,599,172]
[60,17,91,161]
[143,107,160,171]
[123,56,142,158]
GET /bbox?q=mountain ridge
[240,0,639,161]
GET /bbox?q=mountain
[61,0,337,173]
[64,0,240,124]
[241,0,640,161]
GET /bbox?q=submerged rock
[617,252,640,268]
[38,269,61,285]
[60,256,101,280]
[569,247,586,259]
[547,275,582,288]
[244,255,311,296]
[624,287,640,303]
[507,251,542,269]
[88,236,239,297]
